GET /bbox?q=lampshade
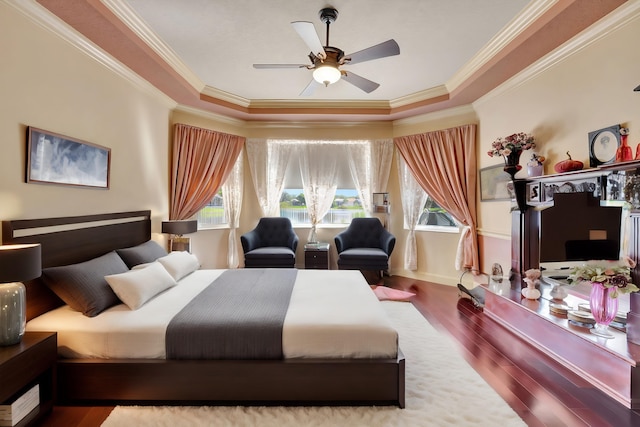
[313,64,341,86]
[0,244,42,283]
[162,220,198,236]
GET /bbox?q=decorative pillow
[156,251,200,281]
[105,262,177,310]
[116,240,168,269]
[41,251,129,317]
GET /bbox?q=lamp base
[0,282,26,346]
[170,236,191,252]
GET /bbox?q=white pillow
[105,262,177,310]
[157,251,200,281]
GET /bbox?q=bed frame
[2,211,405,407]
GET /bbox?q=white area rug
[101,302,526,427]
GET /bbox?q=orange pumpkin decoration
[554,151,583,173]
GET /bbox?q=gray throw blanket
[165,269,297,359]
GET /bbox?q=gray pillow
[116,240,168,269]
[42,251,129,317]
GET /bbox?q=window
[196,149,243,229]
[196,189,227,228]
[280,188,366,225]
[417,197,458,228]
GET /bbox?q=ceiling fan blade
[253,64,308,69]
[291,21,326,58]
[341,71,380,93]
[345,39,400,65]
[300,80,321,97]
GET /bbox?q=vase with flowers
[527,153,545,177]
[487,132,536,180]
[569,258,639,338]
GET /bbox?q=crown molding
[7,0,176,109]
[475,0,640,107]
[389,85,450,109]
[243,120,392,130]
[392,104,477,127]
[200,86,250,109]
[173,105,247,127]
[248,98,391,110]
[446,0,558,93]
[102,0,206,93]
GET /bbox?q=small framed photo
[588,124,620,167]
[27,127,111,189]
[480,164,512,201]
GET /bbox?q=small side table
[0,332,57,427]
[304,242,330,269]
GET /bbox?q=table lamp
[0,244,42,346]
[161,220,198,252]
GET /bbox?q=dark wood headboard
[2,210,152,320]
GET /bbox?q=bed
[2,210,405,407]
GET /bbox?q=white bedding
[26,269,398,360]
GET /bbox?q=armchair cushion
[241,217,298,268]
[334,218,396,272]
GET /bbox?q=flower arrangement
[487,132,536,157]
[527,153,545,167]
[568,257,639,298]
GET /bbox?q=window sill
[415,225,460,234]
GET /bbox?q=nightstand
[304,242,330,269]
[0,332,56,427]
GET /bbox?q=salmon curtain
[169,123,245,220]
[394,124,479,271]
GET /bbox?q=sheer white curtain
[346,139,393,215]
[246,139,296,217]
[299,142,339,242]
[221,149,243,268]
[398,155,428,270]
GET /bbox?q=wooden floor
[40,275,640,427]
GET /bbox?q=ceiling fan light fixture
[313,64,341,86]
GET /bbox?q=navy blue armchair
[334,218,395,275]
[241,217,298,268]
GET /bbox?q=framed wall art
[26,127,111,189]
[480,164,512,201]
[588,124,620,167]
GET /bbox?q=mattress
[26,269,398,360]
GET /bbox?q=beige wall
[0,2,172,243]
[474,6,640,274]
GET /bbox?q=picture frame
[480,164,512,201]
[26,127,111,189]
[588,124,620,167]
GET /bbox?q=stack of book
[0,384,39,427]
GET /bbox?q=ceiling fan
[253,7,400,96]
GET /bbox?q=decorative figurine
[522,268,541,300]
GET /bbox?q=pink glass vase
[589,281,618,339]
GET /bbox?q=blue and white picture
[27,127,110,189]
